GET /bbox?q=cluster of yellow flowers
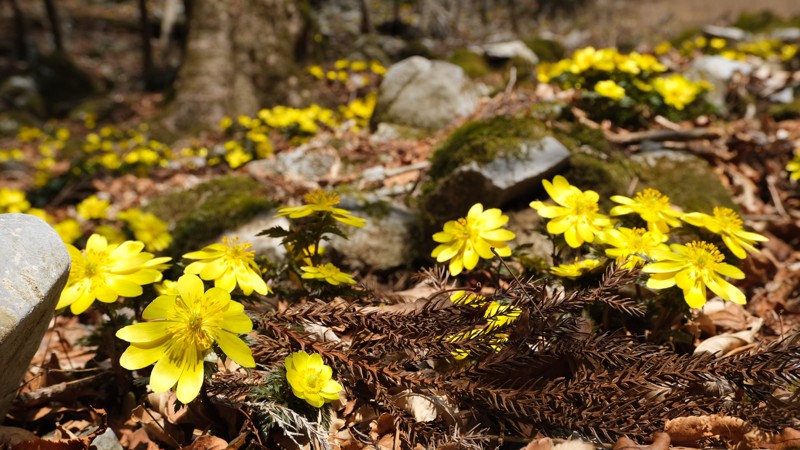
[54,189,362,405]
[307,59,387,83]
[529,175,767,308]
[537,46,712,126]
[430,175,766,309]
[663,36,799,62]
[79,124,173,174]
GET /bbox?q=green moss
[448,48,491,77]
[768,98,800,121]
[522,38,565,62]
[428,116,548,180]
[564,152,634,208]
[629,153,737,213]
[733,10,782,32]
[551,121,612,155]
[145,175,275,256]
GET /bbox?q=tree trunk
[165,0,305,134]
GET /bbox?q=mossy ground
[145,175,275,257]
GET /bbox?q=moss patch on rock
[428,116,549,180]
[447,48,491,77]
[563,152,635,209]
[522,38,565,62]
[145,175,275,256]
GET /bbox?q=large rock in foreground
[0,214,70,417]
[370,56,481,132]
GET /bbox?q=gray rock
[219,212,289,262]
[245,145,342,188]
[475,40,539,65]
[0,76,46,118]
[370,56,480,131]
[423,136,571,223]
[688,55,755,113]
[0,214,70,416]
[328,197,419,270]
[702,25,750,42]
[770,27,800,42]
[506,209,553,265]
[90,428,123,450]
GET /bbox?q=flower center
[685,241,724,274]
[170,298,214,350]
[305,369,323,389]
[635,189,670,210]
[82,250,109,278]
[567,192,598,217]
[453,217,479,241]
[304,189,340,208]
[222,237,256,260]
[712,207,742,230]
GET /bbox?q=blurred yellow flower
[76,195,110,220]
[643,241,745,308]
[681,207,768,259]
[788,150,800,181]
[285,351,343,408]
[610,188,682,234]
[550,258,604,277]
[300,263,356,286]
[183,237,270,296]
[594,80,626,100]
[276,190,366,228]
[119,208,172,252]
[116,274,255,403]
[530,175,611,248]
[652,74,706,110]
[431,203,516,276]
[0,188,30,213]
[53,219,83,244]
[57,234,171,314]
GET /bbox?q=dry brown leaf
[613,432,670,450]
[523,437,553,450]
[694,318,763,356]
[665,415,750,445]
[183,434,229,450]
[0,426,37,446]
[764,428,800,450]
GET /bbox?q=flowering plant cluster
[48,188,360,406]
[529,175,767,308]
[537,46,713,128]
[662,35,798,63]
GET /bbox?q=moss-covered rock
[428,116,550,180]
[629,150,737,213]
[522,38,565,62]
[447,48,491,77]
[768,98,800,121]
[145,175,275,257]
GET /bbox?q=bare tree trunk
[7,0,28,62]
[358,0,373,33]
[137,0,154,87]
[165,0,304,134]
[506,0,519,34]
[478,0,488,25]
[42,0,64,52]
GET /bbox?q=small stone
[702,25,750,42]
[90,428,123,450]
[476,40,539,65]
[0,214,70,417]
[688,56,754,113]
[245,145,341,188]
[218,212,290,262]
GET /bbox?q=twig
[15,373,105,407]
[766,174,788,217]
[607,128,721,145]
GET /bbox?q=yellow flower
[450,291,485,305]
[655,41,672,56]
[652,74,705,110]
[600,227,669,269]
[0,188,30,213]
[431,203,516,276]
[370,60,387,76]
[710,38,727,50]
[594,80,626,100]
[681,207,768,259]
[95,224,127,245]
[642,241,745,308]
[183,237,270,296]
[300,263,356,286]
[550,258,605,277]
[308,65,325,79]
[530,175,611,248]
[116,274,255,404]
[285,351,343,408]
[76,195,110,220]
[787,150,800,181]
[119,209,173,252]
[610,188,682,234]
[275,190,366,228]
[57,234,171,314]
[54,219,83,244]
